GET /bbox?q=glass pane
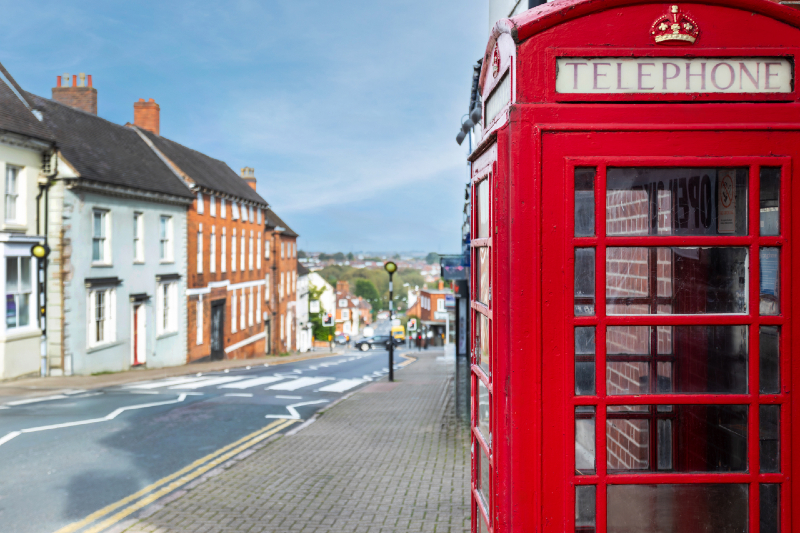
[93,239,102,262]
[760,167,780,236]
[575,486,596,533]
[760,326,780,394]
[476,313,490,376]
[575,167,595,237]
[18,293,28,327]
[607,325,747,395]
[760,484,780,533]
[760,248,780,316]
[478,444,490,511]
[575,407,596,474]
[6,257,17,293]
[478,247,489,305]
[575,327,596,396]
[607,484,748,533]
[93,212,103,237]
[19,257,31,293]
[5,295,16,329]
[607,247,747,315]
[607,167,748,236]
[760,405,780,473]
[478,379,490,447]
[477,179,489,239]
[574,248,595,316]
[607,405,747,472]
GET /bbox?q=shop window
[6,256,31,330]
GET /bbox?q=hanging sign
[556,57,792,94]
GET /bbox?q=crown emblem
[651,5,699,45]
[492,45,501,78]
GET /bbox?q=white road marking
[318,379,366,393]
[169,376,245,389]
[130,390,161,395]
[308,366,318,370]
[0,393,190,448]
[5,395,69,406]
[275,395,302,399]
[361,375,373,381]
[126,376,207,389]
[218,376,286,389]
[267,377,332,391]
[63,389,87,395]
[224,393,253,398]
[265,399,329,420]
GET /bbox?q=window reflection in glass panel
[760,326,780,395]
[575,406,595,475]
[575,168,595,237]
[760,247,780,316]
[477,179,489,239]
[475,313,490,376]
[478,379,490,447]
[478,247,490,305]
[607,484,748,533]
[575,486,596,533]
[607,167,748,236]
[575,248,595,316]
[607,405,747,473]
[760,484,780,533]
[606,247,747,315]
[760,167,780,236]
[6,257,17,293]
[606,325,747,395]
[760,405,780,473]
[20,257,30,292]
[575,327,596,396]
[478,444,491,511]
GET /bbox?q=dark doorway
[264,319,271,355]
[210,300,225,361]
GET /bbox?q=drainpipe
[36,149,58,377]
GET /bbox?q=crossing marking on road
[125,376,207,389]
[218,375,286,389]
[265,399,329,420]
[168,376,245,389]
[317,379,366,393]
[52,418,297,533]
[266,377,332,391]
[5,394,69,406]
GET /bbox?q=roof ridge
[26,90,136,130]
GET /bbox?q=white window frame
[231,229,237,272]
[257,209,261,224]
[257,285,261,322]
[196,298,203,345]
[159,215,173,263]
[196,191,204,214]
[257,235,262,269]
[221,198,226,219]
[265,237,270,259]
[239,288,245,330]
[5,255,34,331]
[280,272,284,299]
[156,281,178,335]
[248,287,254,326]
[232,202,239,220]
[281,242,285,259]
[339,299,348,308]
[197,223,203,274]
[242,204,248,223]
[437,298,445,312]
[88,287,116,347]
[133,212,144,263]
[249,205,253,222]
[221,227,227,272]
[210,195,216,217]
[5,165,21,224]
[92,209,111,265]
[249,231,254,271]
[231,291,237,333]
[265,273,270,302]
[281,313,285,340]
[240,233,245,271]
[210,226,216,273]
[341,309,350,320]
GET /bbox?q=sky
[0,0,488,253]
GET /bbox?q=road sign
[445,294,455,308]
[434,311,449,320]
[322,313,334,327]
[407,318,417,331]
[310,300,320,313]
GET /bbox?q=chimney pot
[148,98,155,103]
[52,71,98,114]
[56,76,62,87]
[133,98,160,136]
[72,75,77,87]
[241,167,257,189]
[88,74,92,87]
[79,73,86,87]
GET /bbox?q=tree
[347,252,354,260]
[298,250,307,259]
[333,252,345,261]
[354,279,381,317]
[425,252,440,265]
[308,282,333,341]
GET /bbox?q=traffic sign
[322,313,334,327]
[407,318,417,331]
[434,311,449,320]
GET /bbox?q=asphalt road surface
[0,348,409,533]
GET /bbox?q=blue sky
[0,0,488,253]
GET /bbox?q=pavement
[111,348,470,533]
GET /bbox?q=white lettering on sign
[556,57,792,94]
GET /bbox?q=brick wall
[52,87,97,115]
[267,231,297,354]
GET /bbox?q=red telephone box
[469,1,800,532]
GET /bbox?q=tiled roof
[297,261,310,276]
[264,208,298,237]
[25,93,195,199]
[0,65,54,143]
[138,129,267,206]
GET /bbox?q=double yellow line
[55,418,298,533]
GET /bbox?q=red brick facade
[52,75,97,115]
[133,99,160,135]
[265,228,297,354]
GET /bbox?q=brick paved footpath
[121,349,470,533]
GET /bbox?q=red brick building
[264,209,298,355]
[129,106,270,361]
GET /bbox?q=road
[0,348,410,533]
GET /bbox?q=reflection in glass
[477,179,490,239]
[575,168,595,237]
[760,405,780,473]
[760,247,780,316]
[575,485,596,533]
[478,379,490,447]
[607,484,748,533]
[575,248,595,316]
[606,325,747,395]
[607,405,747,473]
[6,257,17,293]
[606,247,747,315]
[760,484,780,533]
[575,327,596,396]
[760,167,780,236]
[478,444,491,511]
[575,406,595,475]
[478,247,490,305]
[476,314,489,376]
[607,167,748,236]
[760,326,780,394]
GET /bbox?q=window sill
[133,261,145,265]
[2,223,26,232]
[160,260,175,265]
[0,327,41,342]
[157,330,178,340]
[92,262,113,268]
[87,339,123,354]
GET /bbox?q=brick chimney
[241,167,257,190]
[133,98,160,135]
[438,280,444,290]
[336,280,350,296]
[52,73,97,114]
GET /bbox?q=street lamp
[384,261,397,381]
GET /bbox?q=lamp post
[384,261,397,382]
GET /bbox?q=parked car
[334,334,350,345]
[355,335,403,352]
